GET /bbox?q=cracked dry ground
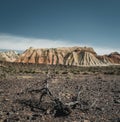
[0,62,120,122]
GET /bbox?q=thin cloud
[94,47,120,55]
[0,33,78,50]
[0,33,119,55]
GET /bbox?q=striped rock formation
[0,50,18,62]
[16,47,120,66]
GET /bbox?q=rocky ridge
[16,47,120,66]
[0,50,19,62]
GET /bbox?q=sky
[0,0,120,54]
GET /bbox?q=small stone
[84,120,90,122]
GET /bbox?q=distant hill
[0,47,119,66]
[0,50,19,62]
[16,47,120,66]
[0,49,23,54]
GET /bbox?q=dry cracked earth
[0,61,120,122]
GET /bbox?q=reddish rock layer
[16,47,120,66]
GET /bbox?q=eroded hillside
[16,47,120,66]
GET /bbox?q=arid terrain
[0,61,120,122]
[0,47,120,66]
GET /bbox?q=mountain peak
[109,52,119,55]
